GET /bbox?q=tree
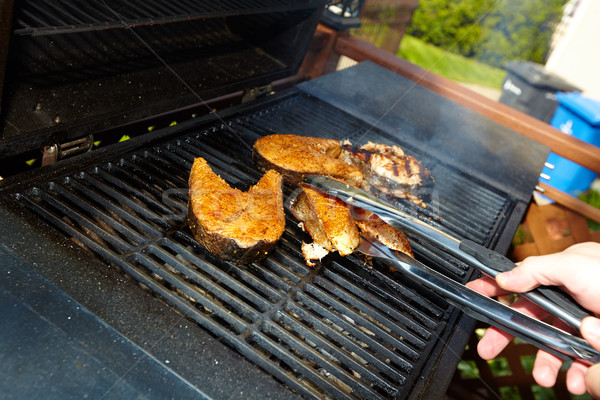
[407,0,568,67]
[408,0,496,57]
[476,0,568,67]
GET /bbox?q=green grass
[397,35,506,89]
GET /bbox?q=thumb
[581,316,600,350]
[495,254,566,293]
[495,267,541,293]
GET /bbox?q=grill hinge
[42,135,94,166]
[241,84,273,103]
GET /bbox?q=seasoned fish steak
[253,134,363,186]
[291,186,359,265]
[188,157,285,264]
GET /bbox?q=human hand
[466,242,600,397]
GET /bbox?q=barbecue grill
[0,1,550,399]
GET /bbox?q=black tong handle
[460,239,592,328]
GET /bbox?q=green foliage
[457,360,480,378]
[408,0,568,67]
[476,0,568,66]
[408,0,495,56]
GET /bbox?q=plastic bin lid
[504,61,581,91]
[556,92,600,126]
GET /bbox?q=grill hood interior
[0,0,324,158]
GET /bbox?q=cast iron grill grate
[8,92,511,399]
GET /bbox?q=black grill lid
[0,0,325,158]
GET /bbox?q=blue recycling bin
[540,92,600,196]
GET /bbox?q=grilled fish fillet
[253,134,363,186]
[351,207,413,258]
[188,157,285,264]
[291,186,359,266]
[341,141,434,207]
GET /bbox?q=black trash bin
[499,61,581,123]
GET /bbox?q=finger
[566,361,589,396]
[475,293,549,360]
[509,293,549,321]
[585,363,600,399]
[477,326,514,360]
[466,276,512,297]
[531,349,563,388]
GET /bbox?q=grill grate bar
[82,174,173,231]
[320,268,435,340]
[327,261,441,329]
[130,251,257,329]
[411,242,470,280]
[260,250,306,287]
[272,311,404,397]
[51,182,150,246]
[335,257,445,320]
[186,136,261,178]
[302,284,420,361]
[280,302,407,385]
[158,145,195,171]
[17,192,125,264]
[148,244,274,316]
[260,319,389,399]
[294,291,415,373]
[164,144,248,188]
[180,139,260,185]
[108,162,186,209]
[248,329,359,400]
[94,167,184,223]
[312,275,427,350]
[126,155,189,190]
[68,177,163,239]
[156,237,287,307]
[139,151,191,185]
[31,188,134,253]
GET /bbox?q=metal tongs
[302,175,600,365]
